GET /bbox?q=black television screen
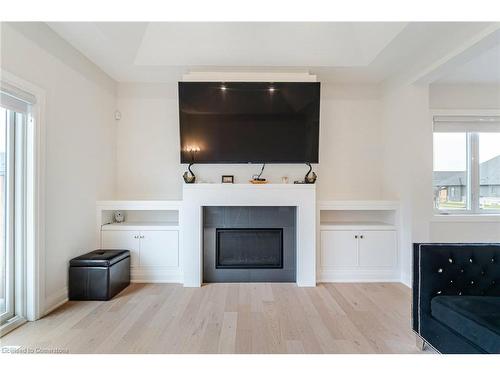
[178,82,320,164]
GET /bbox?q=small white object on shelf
[114,210,125,223]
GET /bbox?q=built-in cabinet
[101,229,179,268]
[318,201,400,282]
[96,201,182,283]
[96,198,400,285]
[320,229,397,268]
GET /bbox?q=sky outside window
[433,133,466,171]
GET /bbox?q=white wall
[430,221,500,242]
[430,83,500,109]
[382,82,500,286]
[115,82,384,201]
[381,84,433,285]
[1,23,117,311]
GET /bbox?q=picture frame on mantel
[221,175,234,184]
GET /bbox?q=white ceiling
[46,22,499,84]
[133,23,406,67]
[437,43,500,83]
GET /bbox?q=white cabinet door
[320,230,358,267]
[358,230,397,267]
[139,230,179,267]
[101,230,140,266]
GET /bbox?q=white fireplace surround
[181,184,317,287]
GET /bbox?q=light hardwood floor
[1,283,427,354]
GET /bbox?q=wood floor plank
[197,284,228,353]
[1,282,425,354]
[217,311,238,353]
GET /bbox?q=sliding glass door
[0,89,30,333]
[0,107,6,319]
[0,106,14,324]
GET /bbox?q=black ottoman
[69,249,130,301]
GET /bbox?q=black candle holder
[183,147,199,183]
[304,163,317,184]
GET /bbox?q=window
[479,133,500,210]
[433,133,468,210]
[0,107,10,322]
[433,116,500,214]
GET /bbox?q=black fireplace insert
[215,228,284,269]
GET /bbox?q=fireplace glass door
[216,228,283,269]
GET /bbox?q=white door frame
[1,69,46,322]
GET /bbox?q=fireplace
[216,228,283,269]
[182,183,316,287]
[203,206,296,282]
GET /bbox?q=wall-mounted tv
[179,82,320,164]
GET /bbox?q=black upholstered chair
[413,243,500,354]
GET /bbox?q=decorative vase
[183,163,196,183]
[304,163,317,184]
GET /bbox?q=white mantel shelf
[183,183,315,205]
[184,183,315,189]
[182,183,317,287]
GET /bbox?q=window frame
[0,70,46,336]
[432,111,500,216]
[0,110,16,324]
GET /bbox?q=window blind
[0,82,36,114]
[433,115,500,132]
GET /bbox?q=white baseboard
[318,268,401,283]
[131,267,183,283]
[400,272,412,288]
[44,287,68,316]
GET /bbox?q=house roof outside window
[433,155,500,187]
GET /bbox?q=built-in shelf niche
[320,209,396,228]
[101,209,179,229]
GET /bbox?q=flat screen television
[178,82,320,164]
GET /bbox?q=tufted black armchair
[413,243,500,354]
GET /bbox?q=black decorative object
[304,163,317,184]
[250,163,267,183]
[183,164,196,183]
[183,146,199,183]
